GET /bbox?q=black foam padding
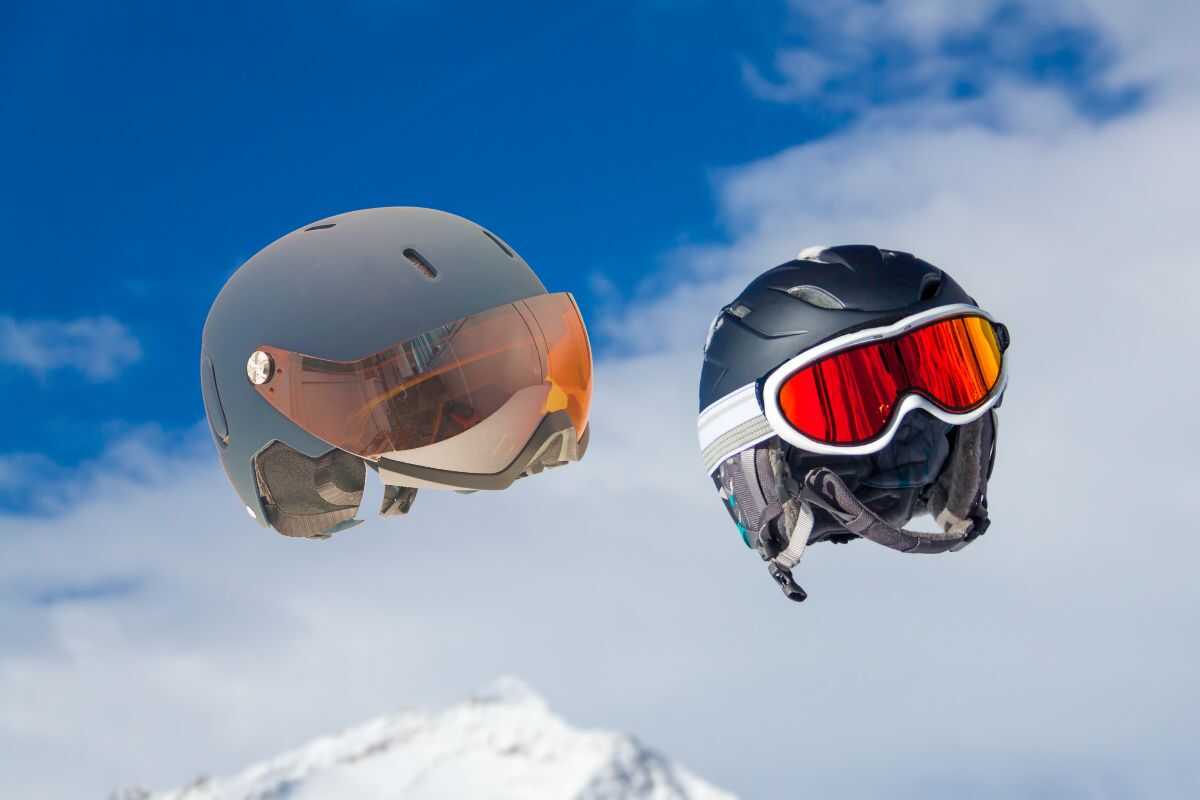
[254,442,364,538]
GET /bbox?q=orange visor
[250,293,591,462]
[777,314,1002,445]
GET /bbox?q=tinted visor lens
[252,293,591,461]
[777,314,1001,445]
[524,292,592,438]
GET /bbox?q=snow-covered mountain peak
[116,677,735,800]
[469,674,549,710]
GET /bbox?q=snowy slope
[115,677,735,800]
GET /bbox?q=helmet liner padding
[253,441,365,539]
[926,411,997,535]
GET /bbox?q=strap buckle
[948,507,991,552]
[767,562,808,602]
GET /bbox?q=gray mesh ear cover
[713,440,790,553]
[253,442,365,539]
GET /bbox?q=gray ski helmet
[699,245,1009,602]
[201,207,592,539]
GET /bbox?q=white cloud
[1070,0,1200,92]
[4,4,1200,799]
[740,49,834,103]
[0,315,142,381]
[741,0,1150,110]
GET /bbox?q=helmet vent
[305,223,336,231]
[481,229,515,258]
[403,248,439,280]
[786,285,845,310]
[919,273,943,301]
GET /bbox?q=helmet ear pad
[925,410,997,527]
[252,442,365,539]
[712,438,799,558]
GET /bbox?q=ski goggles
[248,292,591,476]
[699,303,1008,473]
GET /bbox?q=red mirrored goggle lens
[777,314,1002,445]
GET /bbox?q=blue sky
[5,3,1200,798]
[0,0,1129,475]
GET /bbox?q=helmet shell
[699,245,975,411]
[201,207,546,525]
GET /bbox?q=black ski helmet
[201,207,592,539]
[699,245,1009,602]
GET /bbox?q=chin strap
[765,412,997,601]
[800,412,996,555]
[766,498,814,602]
[800,468,974,553]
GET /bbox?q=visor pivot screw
[246,350,274,385]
